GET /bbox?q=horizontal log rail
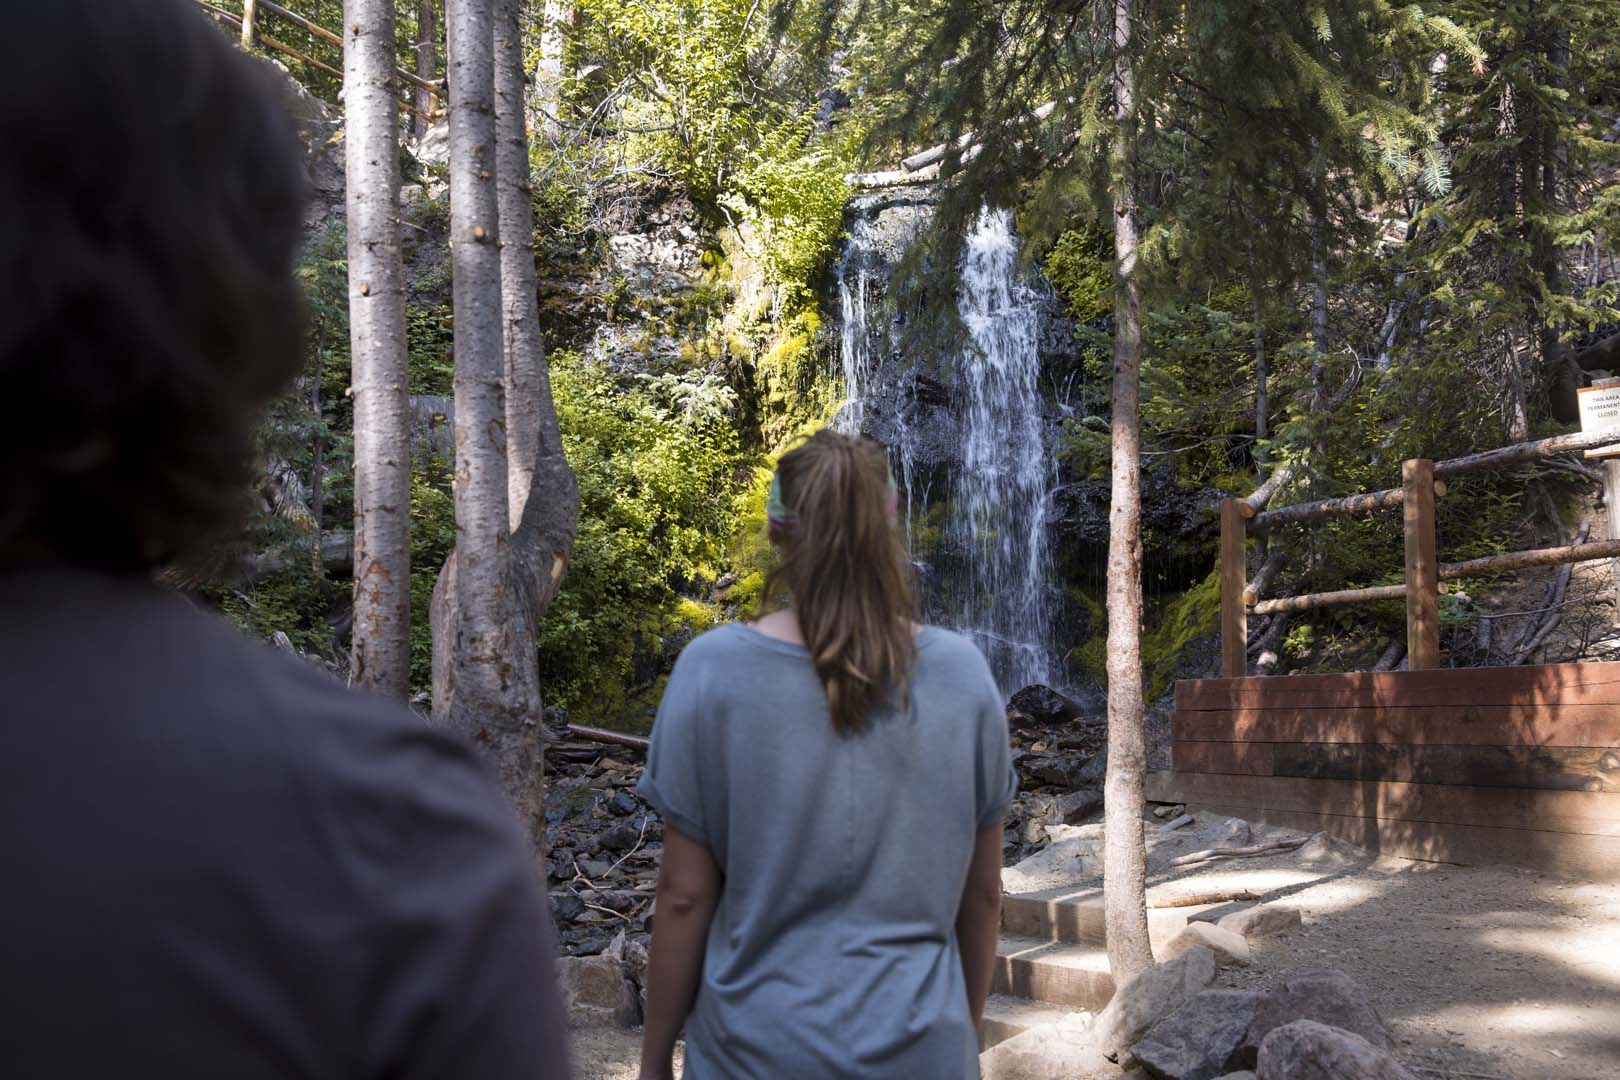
[1223,428,1620,677]
[195,0,441,114]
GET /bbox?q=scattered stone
[1007,684,1085,727]
[1297,831,1361,866]
[978,1015,1108,1080]
[1130,990,1262,1080]
[1076,748,1109,785]
[1152,805,1181,819]
[579,857,613,879]
[1046,787,1103,825]
[1161,814,1195,832]
[1216,904,1302,942]
[1215,1073,1256,1080]
[1236,970,1391,1068]
[1256,1020,1416,1080]
[1160,921,1251,968]
[598,823,643,853]
[1091,946,1217,1059]
[1019,818,1049,846]
[1208,816,1251,847]
[609,791,639,816]
[1002,835,1100,893]
[555,952,640,1029]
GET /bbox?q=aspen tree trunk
[495,0,579,620]
[414,0,439,138]
[434,0,529,822]
[534,0,574,143]
[344,0,412,695]
[1102,0,1154,984]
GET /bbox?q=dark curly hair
[0,0,307,571]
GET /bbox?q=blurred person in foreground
[636,430,1015,1079]
[0,2,570,1076]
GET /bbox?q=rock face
[1236,970,1392,1069]
[1159,921,1251,968]
[1130,990,1263,1080]
[1256,1020,1417,1080]
[1091,946,1218,1059]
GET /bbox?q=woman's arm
[638,824,722,1080]
[955,823,1005,1028]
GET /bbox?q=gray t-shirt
[638,623,1015,1079]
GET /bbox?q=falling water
[832,202,1060,692]
[944,208,1057,689]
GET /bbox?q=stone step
[992,934,1116,1011]
[1002,888,1216,947]
[978,994,1082,1051]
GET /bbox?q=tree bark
[1309,198,1329,412]
[414,0,439,138]
[1102,0,1154,984]
[496,0,579,623]
[344,0,412,695]
[434,0,525,818]
[534,0,575,144]
[1251,293,1268,471]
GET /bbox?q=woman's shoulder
[915,626,997,684]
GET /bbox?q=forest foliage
[205,0,1620,715]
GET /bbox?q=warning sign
[1577,383,1620,458]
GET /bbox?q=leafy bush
[538,352,747,723]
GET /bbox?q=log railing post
[1403,458,1440,669]
[242,0,257,49]
[1220,498,1248,678]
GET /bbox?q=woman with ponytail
[637,430,1015,1079]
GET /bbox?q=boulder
[1091,947,1217,1059]
[1216,904,1302,942]
[978,1017,1111,1080]
[1236,970,1391,1068]
[555,952,640,1029]
[1160,921,1250,968]
[1207,816,1252,847]
[1001,835,1099,893]
[1046,787,1103,825]
[1130,990,1262,1080]
[1008,684,1085,727]
[1257,1020,1417,1080]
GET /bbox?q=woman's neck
[749,609,805,645]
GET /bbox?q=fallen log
[566,724,649,751]
[1168,836,1309,868]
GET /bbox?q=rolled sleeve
[636,654,710,847]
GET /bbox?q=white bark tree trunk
[434,0,518,747]
[344,0,412,695]
[414,0,439,138]
[534,0,574,144]
[1102,0,1154,984]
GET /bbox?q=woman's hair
[0,0,307,571]
[762,431,919,733]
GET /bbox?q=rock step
[992,934,1116,1011]
[978,994,1082,1051]
[1002,890,1215,947]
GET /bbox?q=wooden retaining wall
[1147,661,1620,879]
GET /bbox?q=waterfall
[946,208,1057,690]
[832,200,1061,693]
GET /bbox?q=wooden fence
[195,0,440,122]
[1220,428,1620,678]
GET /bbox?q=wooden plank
[1220,499,1247,678]
[1173,740,1276,776]
[1174,660,1620,711]
[1182,802,1620,879]
[1173,703,1620,748]
[1271,743,1620,793]
[1161,771,1620,834]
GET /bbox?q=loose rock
[1091,946,1217,1059]
[1256,1020,1417,1080]
[1236,969,1391,1068]
[555,952,640,1029]
[1215,904,1302,942]
[1160,921,1251,968]
[1130,989,1262,1080]
[978,1015,1109,1080]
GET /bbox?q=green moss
[1045,229,1113,323]
[1068,569,1222,703]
